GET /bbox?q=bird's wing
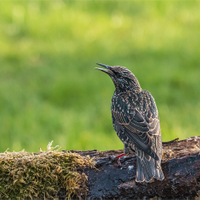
[112,91,160,159]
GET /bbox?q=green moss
[0,144,95,199]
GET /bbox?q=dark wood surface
[67,136,200,199]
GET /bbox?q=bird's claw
[117,159,122,166]
[108,155,123,166]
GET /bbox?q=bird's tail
[136,149,164,182]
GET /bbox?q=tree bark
[68,136,200,199]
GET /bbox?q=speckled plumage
[95,63,164,182]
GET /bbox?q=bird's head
[95,63,142,92]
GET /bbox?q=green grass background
[0,1,200,152]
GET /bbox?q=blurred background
[0,1,200,152]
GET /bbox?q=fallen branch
[1,136,200,199]
[70,136,200,199]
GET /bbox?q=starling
[95,63,164,182]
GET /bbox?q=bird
[95,63,164,182]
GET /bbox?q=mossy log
[69,136,200,199]
[1,137,200,199]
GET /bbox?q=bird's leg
[116,153,125,159]
[116,153,125,166]
[110,153,126,166]
[112,144,130,166]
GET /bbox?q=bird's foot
[109,153,125,166]
[116,153,126,159]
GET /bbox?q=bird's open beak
[95,63,114,76]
